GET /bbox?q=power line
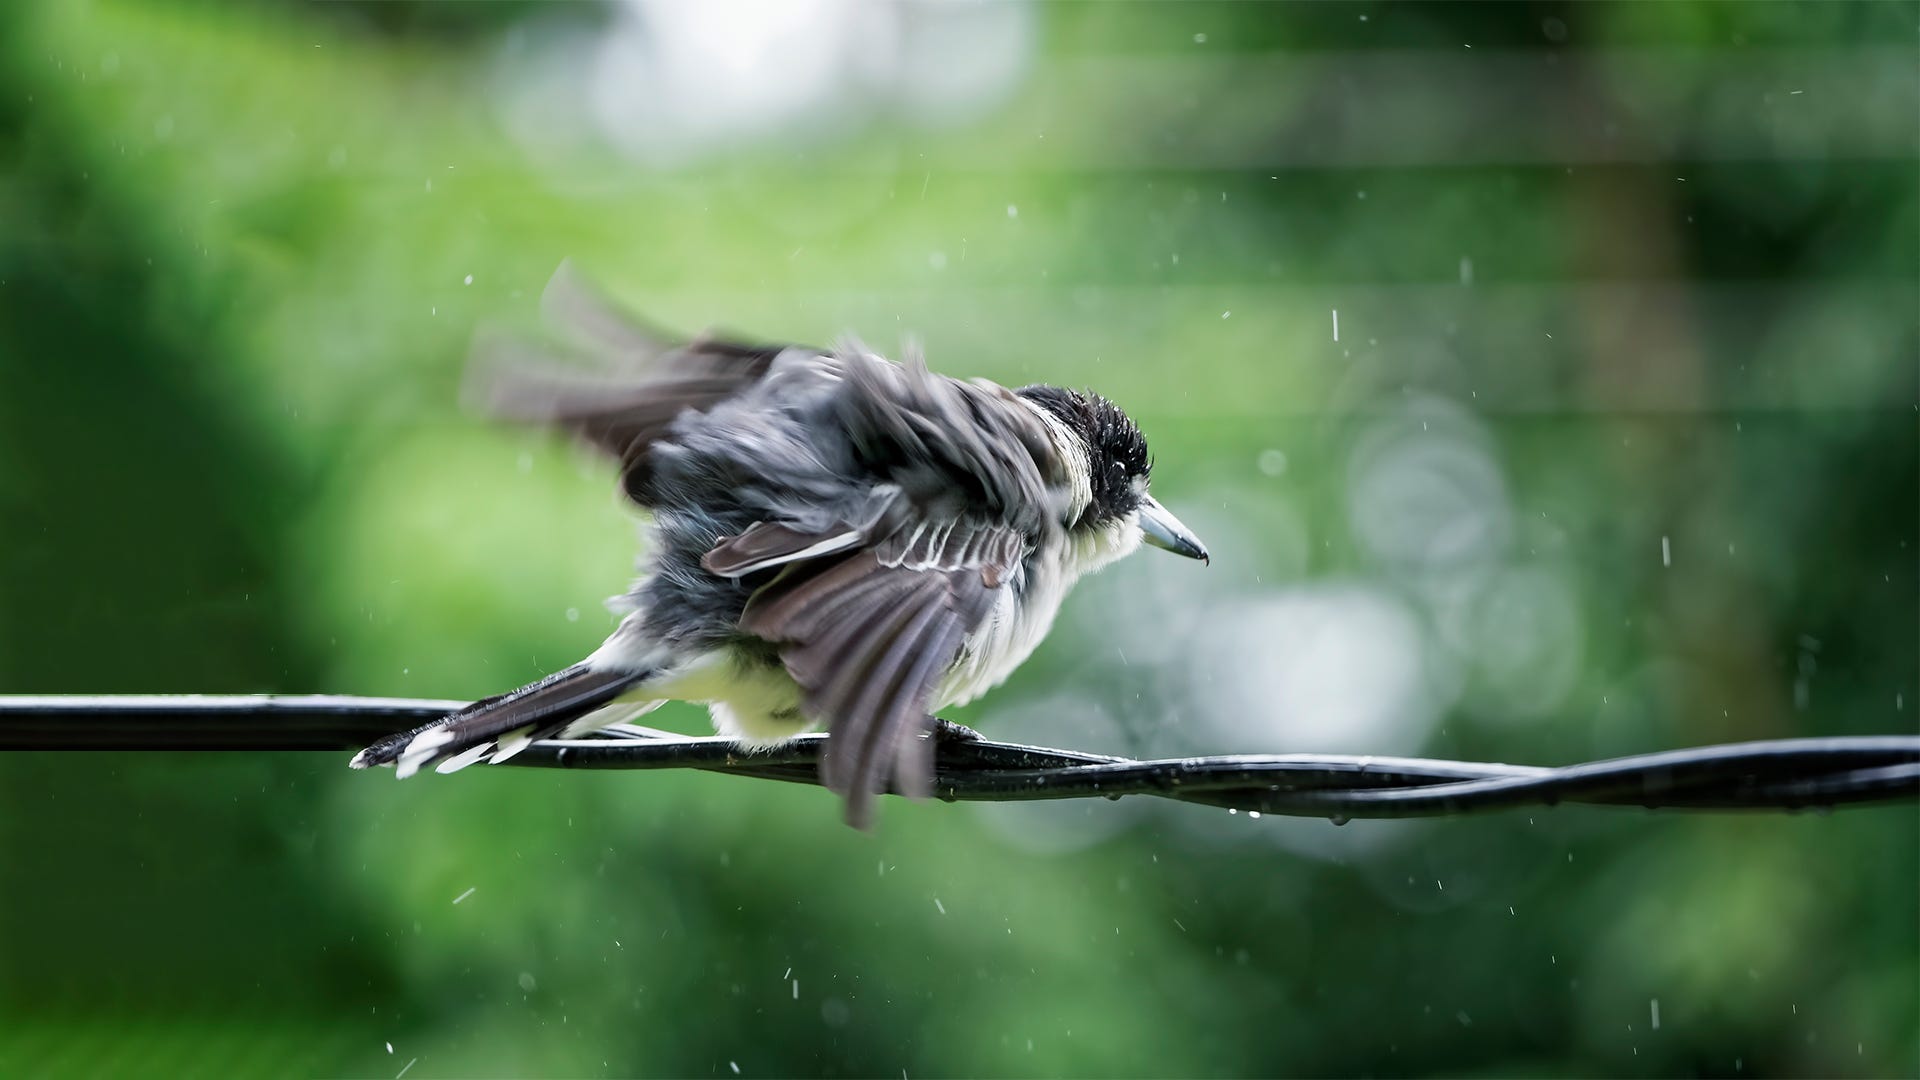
[3,694,1914,819]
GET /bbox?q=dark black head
[1016,384,1152,526]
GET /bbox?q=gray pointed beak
[1138,496,1209,563]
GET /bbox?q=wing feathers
[832,350,1063,521]
[810,578,959,826]
[472,266,795,506]
[539,259,677,359]
[831,600,950,817]
[873,517,1025,582]
[741,547,1006,827]
[867,602,961,800]
[744,552,898,638]
[478,359,778,505]
[888,614,972,798]
[702,522,867,578]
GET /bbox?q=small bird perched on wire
[351,265,1209,826]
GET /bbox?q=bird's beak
[1138,496,1209,563]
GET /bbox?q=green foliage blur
[1,1,1914,1076]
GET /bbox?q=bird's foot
[931,717,985,743]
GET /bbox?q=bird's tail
[350,665,652,778]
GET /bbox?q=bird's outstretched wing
[470,263,800,505]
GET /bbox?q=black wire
[0,695,460,749]
[3,694,1915,819]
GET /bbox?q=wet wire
[2,694,1915,819]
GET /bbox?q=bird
[350,265,1209,827]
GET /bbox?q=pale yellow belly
[641,650,812,746]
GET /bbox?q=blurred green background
[1,1,1915,1076]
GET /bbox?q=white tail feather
[395,728,457,779]
[489,727,537,764]
[435,741,496,774]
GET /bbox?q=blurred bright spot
[1347,394,1512,575]
[1189,582,1446,753]
[497,0,1034,165]
[1467,564,1586,720]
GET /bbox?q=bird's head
[1015,385,1209,567]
